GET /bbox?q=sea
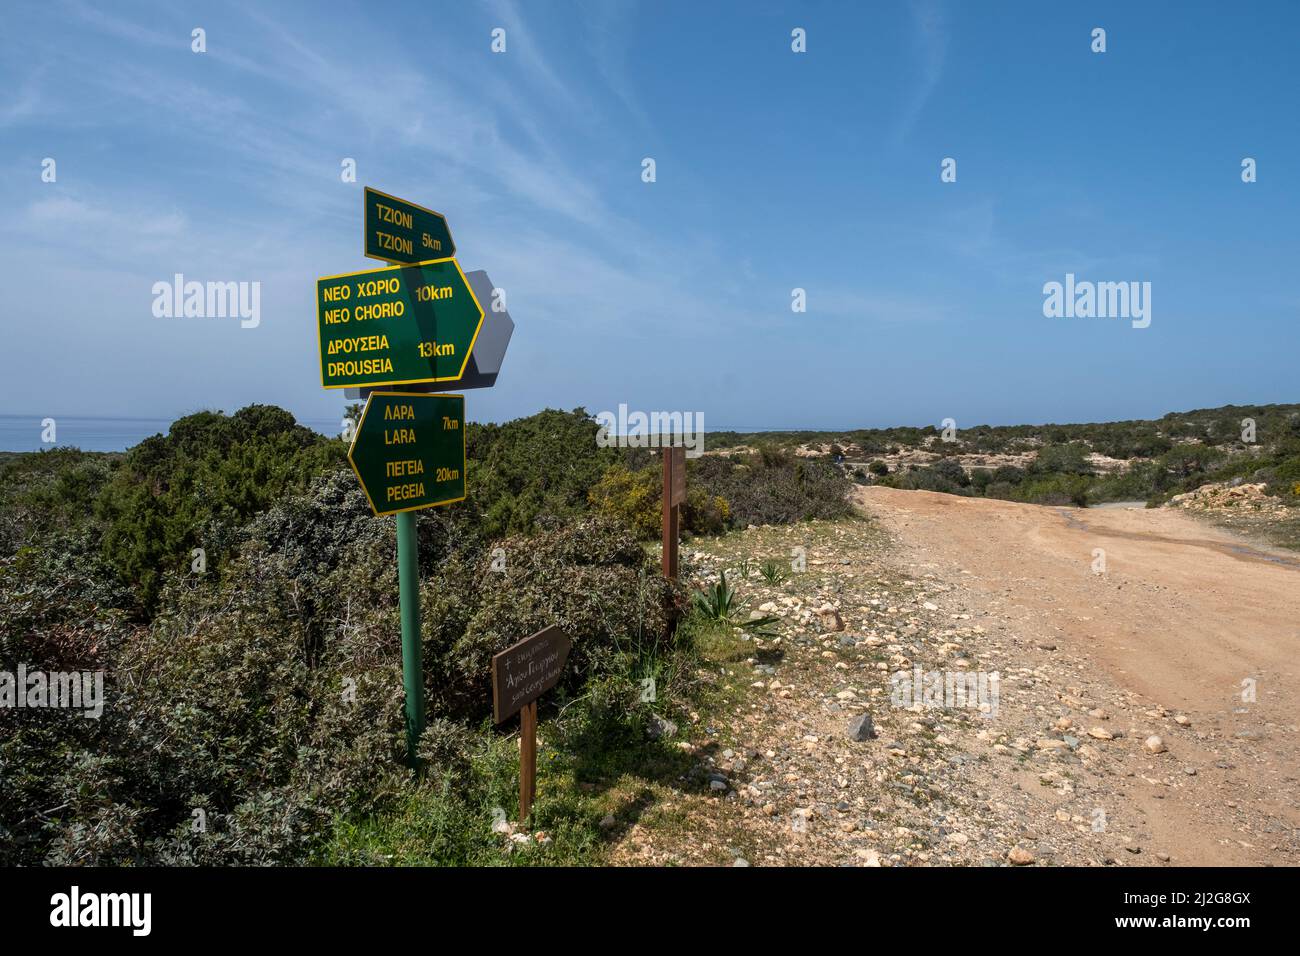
[0,415,344,453]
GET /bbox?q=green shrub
[587,460,737,540]
[0,448,117,556]
[0,475,678,864]
[587,463,659,538]
[682,487,730,536]
[421,514,679,718]
[94,405,346,614]
[1032,443,1093,476]
[1015,474,1091,507]
[690,451,851,527]
[467,408,620,538]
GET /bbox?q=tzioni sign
[364,187,456,263]
[347,392,466,516]
[317,258,484,389]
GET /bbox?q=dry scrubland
[616,493,1299,867]
[3,402,1297,866]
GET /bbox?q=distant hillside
[706,403,1300,458]
[709,403,1300,514]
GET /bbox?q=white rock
[1007,846,1035,865]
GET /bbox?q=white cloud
[894,0,949,146]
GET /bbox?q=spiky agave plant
[692,571,779,633]
[759,559,787,585]
[693,570,739,620]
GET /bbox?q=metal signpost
[317,187,512,767]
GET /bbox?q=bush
[94,405,346,614]
[0,448,117,556]
[0,465,679,864]
[467,408,621,538]
[682,487,730,536]
[588,464,660,538]
[690,451,851,527]
[421,515,679,719]
[1015,474,1091,507]
[930,457,969,487]
[1032,443,1093,476]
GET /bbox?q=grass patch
[316,612,746,866]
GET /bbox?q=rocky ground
[611,490,1300,867]
[1167,480,1289,514]
[1166,480,1300,552]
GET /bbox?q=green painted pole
[396,510,425,766]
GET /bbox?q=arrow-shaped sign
[364,186,455,263]
[342,268,513,400]
[347,391,466,516]
[317,258,484,389]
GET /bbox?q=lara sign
[316,258,484,389]
[347,392,466,516]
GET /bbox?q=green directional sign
[348,392,466,516]
[364,187,455,263]
[317,258,484,389]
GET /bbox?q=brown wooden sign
[669,446,686,506]
[492,625,571,822]
[491,625,572,725]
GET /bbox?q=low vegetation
[0,405,850,865]
[715,403,1300,511]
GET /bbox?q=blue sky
[2,0,1297,431]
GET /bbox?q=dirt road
[857,486,1300,865]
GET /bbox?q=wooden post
[661,450,679,580]
[519,699,537,823]
[492,627,570,827]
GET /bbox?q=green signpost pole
[345,390,465,768]
[318,188,497,777]
[396,509,425,766]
